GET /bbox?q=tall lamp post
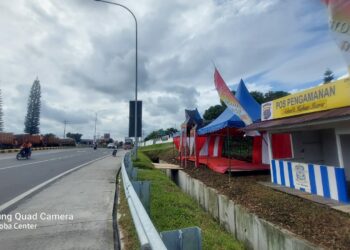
[94,109,109,144]
[95,0,139,158]
[63,120,70,139]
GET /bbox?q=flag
[322,0,350,74]
[214,68,253,125]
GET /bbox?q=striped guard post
[271,159,349,203]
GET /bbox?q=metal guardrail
[121,153,167,250]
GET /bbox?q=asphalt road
[0,148,113,206]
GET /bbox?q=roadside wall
[165,169,321,250]
[139,137,173,147]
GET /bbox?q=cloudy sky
[0,0,347,141]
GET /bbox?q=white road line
[0,155,78,170]
[0,149,74,161]
[0,152,107,170]
[0,158,57,170]
[0,154,110,213]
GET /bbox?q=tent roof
[198,79,260,135]
[235,79,261,122]
[198,108,245,135]
[183,109,203,127]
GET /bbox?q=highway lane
[0,148,114,206]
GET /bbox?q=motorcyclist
[20,141,32,157]
[27,141,32,156]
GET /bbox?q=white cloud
[0,0,347,140]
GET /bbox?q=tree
[323,68,334,84]
[66,132,83,143]
[250,91,265,104]
[264,91,289,102]
[165,127,178,135]
[24,78,41,134]
[144,127,179,141]
[145,131,158,141]
[0,89,3,132]
[203,104,226,121]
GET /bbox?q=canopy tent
[176,109,205,168]
[183,109,203,128]
[235,79,261,122]
[193,79,271,173]
[197,109,244,135]
[198,79,260,135]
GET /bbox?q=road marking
[0,149,75,161]
[0,154,111,213]
[0,154,84,170]
[0,151,109,170]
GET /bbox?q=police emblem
[262,102,272,120]
[295,164,306,182]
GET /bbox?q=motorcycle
[93,144,97,150]
[112,149,117,157]
[16,148,31,160]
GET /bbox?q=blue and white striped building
[271,159,348,203]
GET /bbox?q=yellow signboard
[261,78,350,121]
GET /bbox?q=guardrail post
[160,227,202,250]
[121,153,167,250]
[132,181,150,215]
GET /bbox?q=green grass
[118,179,139,250]
[139,142,177,163]
[139,142,174,152]
[132,151,154,169]
[137,168,243,250]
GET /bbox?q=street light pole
[94,112,97,144]
[63,120,70,139]
[95,0,139,158]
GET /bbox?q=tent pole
[179,127,182,167]
[206,135,209,168]
[172,135,175,161]
[194,126,198,168]
[185,125,187,168]
[227,127,231,182]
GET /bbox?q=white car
[107,143,116,149]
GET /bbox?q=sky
[0,0,348,141]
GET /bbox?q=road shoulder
[0,155,121,250]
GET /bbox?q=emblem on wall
[262,102,272,121]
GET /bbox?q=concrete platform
[153,163,183,170]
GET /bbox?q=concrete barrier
[166,169,320,250]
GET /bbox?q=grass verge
[132,150,154,169]
[118,179,139,250]
[139,142,173,152]
[139,143,178,164]
[137,167,243,250]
